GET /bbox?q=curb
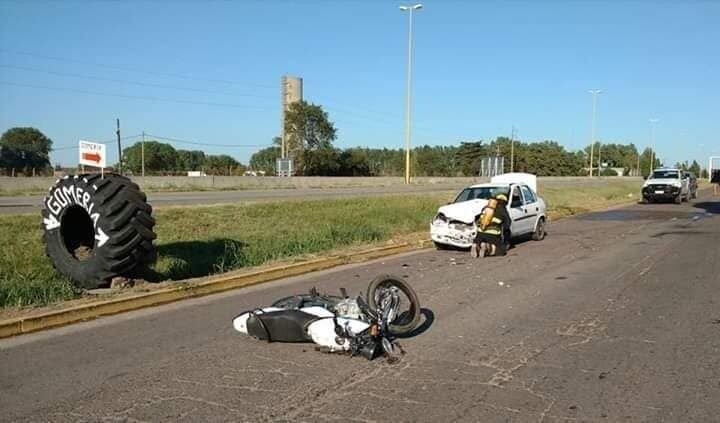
[0,240,433,339]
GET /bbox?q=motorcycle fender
[306,317,370,352]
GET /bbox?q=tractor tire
[41,173,156,289]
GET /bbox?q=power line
[143,133,271,148]
[0,81,274,110]
[0,64,271,99]
[52,134,143,150]
[0,49,275,89]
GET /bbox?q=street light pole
[649,118,659,173]
[400,3,422,185]
[510,126,516,173]
[588,89,602,177]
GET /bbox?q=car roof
[466,183,516,189]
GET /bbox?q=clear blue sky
[1,0,718,168]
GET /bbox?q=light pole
[649,118,659,174]
[588,89,602,177]
[510,126,516,173]
[400,3,422,184]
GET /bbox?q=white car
[430,173,547,249]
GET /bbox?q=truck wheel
[532,218,546,241]
[42,174,156,289]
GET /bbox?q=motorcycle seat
[246,309,318,342]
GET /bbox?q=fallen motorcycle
[232,274,421,360]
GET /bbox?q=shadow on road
[397,308,435,339]
[145,238,248,282]
[693,201,720,214]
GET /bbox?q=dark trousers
[475,232,507,256]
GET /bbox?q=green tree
[338,148,372,176]
[122,141,178,175]
[204,154,242,175]
[455,141,486,176]
[689,160,701,176]
[639,148,661,178]
[284,101,337,175]
[249,145,281,175]
[0,127,53,175]
[176,150,206,171]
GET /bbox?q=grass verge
[0,180,643,309]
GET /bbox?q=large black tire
[366,274,421,336]
[41,173,156,289]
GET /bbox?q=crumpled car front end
[430,212,477,248]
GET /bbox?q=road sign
[79,140,107,168]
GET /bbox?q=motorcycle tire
[42,173,156,289]
[366,274,421,336]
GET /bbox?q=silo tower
[280,75,303,160]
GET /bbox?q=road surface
[1,193,719,422]
[0,184,461,215]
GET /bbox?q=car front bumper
[430,221,476,248]
[642,184,681,200]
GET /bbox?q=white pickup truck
[641,168,690,204]
[430,173,547,249]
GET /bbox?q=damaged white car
[430,173,547,249]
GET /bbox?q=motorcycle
[232,274,421,360]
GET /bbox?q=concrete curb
[0,240,433,339]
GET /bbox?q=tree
[0,127,53,175]
[455,141,486,176]
[123,141,178,175]
[284,101,337,175]
[249,145,281,175]
[204,154,242,175]
[638,148,661,178]
[689,160,701,176]
[176,150,206,171]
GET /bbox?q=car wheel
[532,218,546,241]
[433,241,449,250]
[674,194,682,204]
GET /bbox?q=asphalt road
[0,184,460,215]
[1,193,719,422]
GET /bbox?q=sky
[1,0,718,168]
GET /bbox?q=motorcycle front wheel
[366,274,421,336]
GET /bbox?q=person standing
[712,169,720,196]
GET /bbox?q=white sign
[78,140,107,168]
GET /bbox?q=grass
[0,180,644,309]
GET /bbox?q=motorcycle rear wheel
[367,274,421,336]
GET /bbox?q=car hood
[645,178,680,186]
[437,199,488,224]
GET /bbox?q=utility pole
[116,119,122,175]
[400,3,423,185]
[649,118,659,174]
[588,89,602,177]
[141,131,146,178]
[510,126,516,173]
[636,150,641,177]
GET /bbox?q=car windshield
[453,186,509,203]
[651,170,679,179]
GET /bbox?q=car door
[507,185,529,235]
[520,185,540,233]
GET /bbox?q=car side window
[511,187,523,208]
[520,186,536,204]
